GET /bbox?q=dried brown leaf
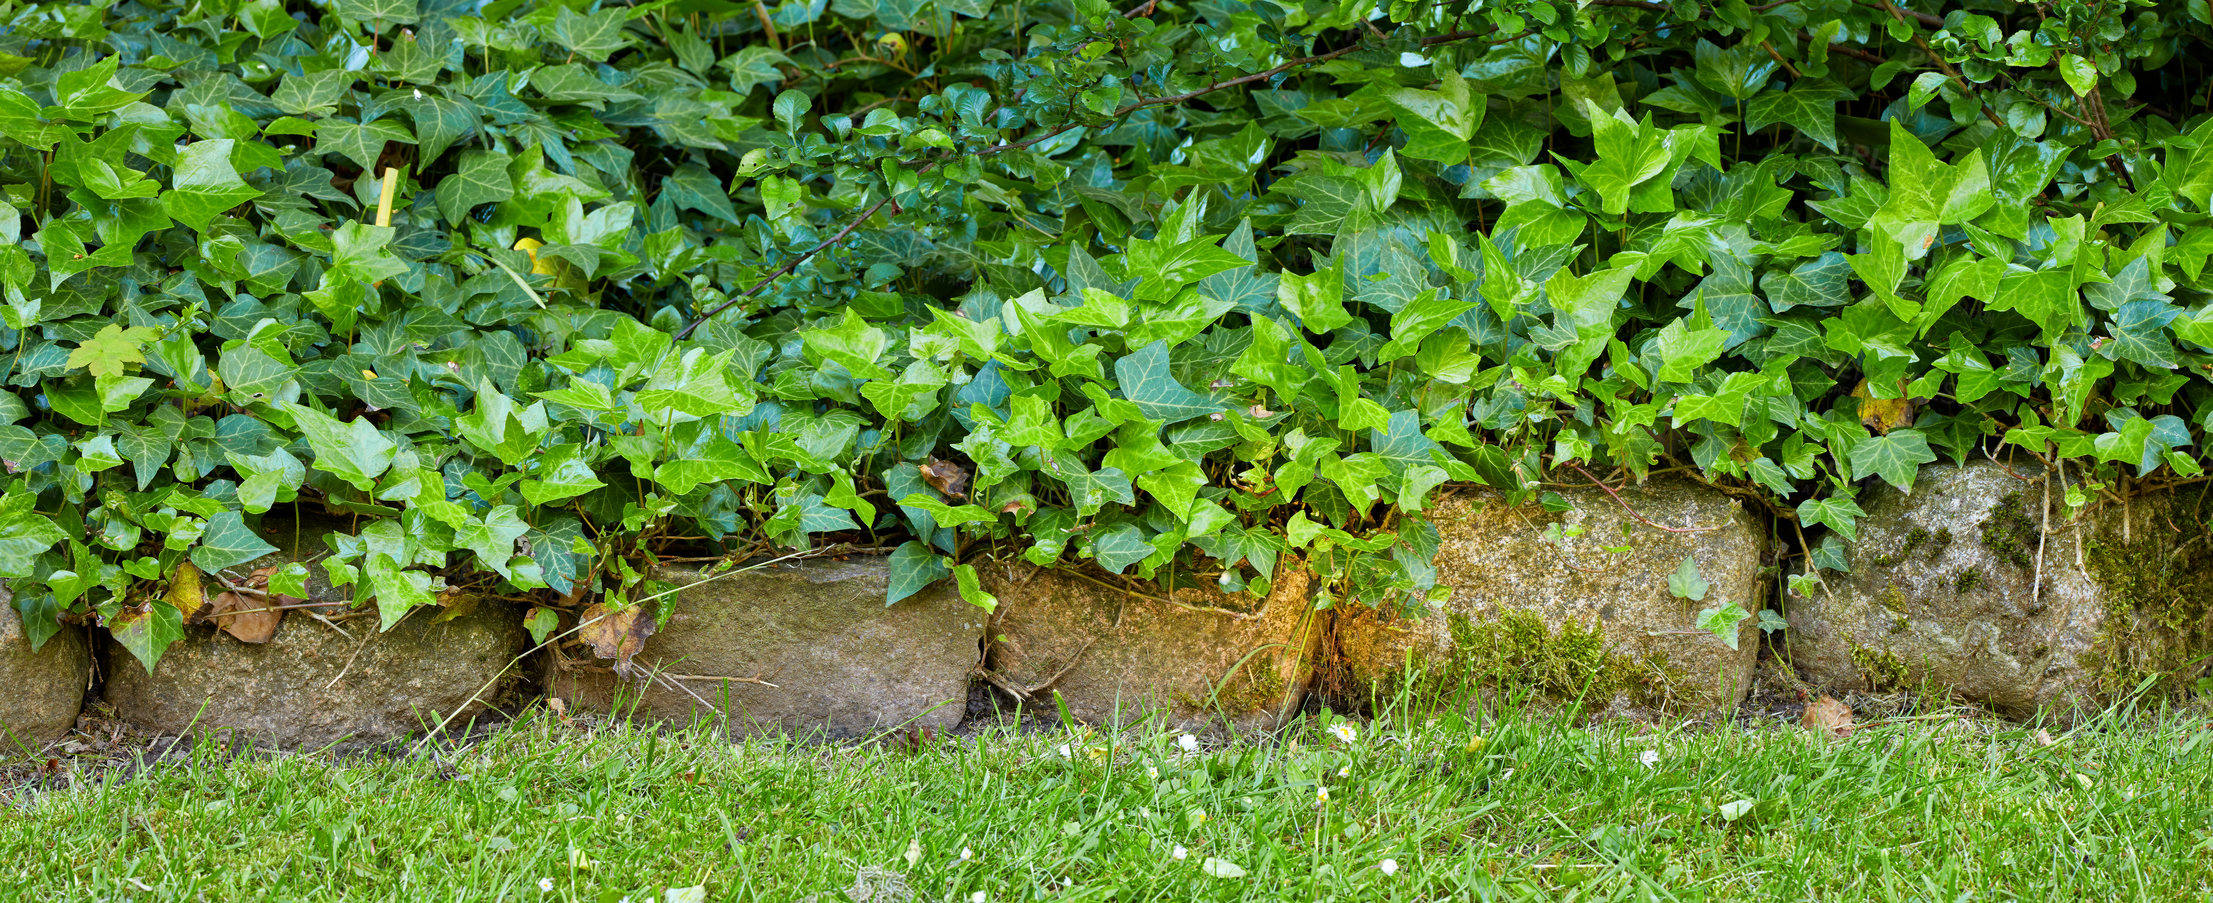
[918,457,970,499]
[1801,695,1855,740]
[199,590,283,644]
[578,602,656,676]
[2033,729,2056,747]
[431,588,479,623]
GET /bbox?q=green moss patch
[2080,489,2213,697]
[1979,492,2043,570]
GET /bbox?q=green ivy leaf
[1114,342,1223,424]
[162,140,261,234]
[290,405,398,491]
[110,601,186,674]
[1668,556,1711,602]
[886,541,949,605]
[1848,429,1939,492]
[190,510,278,574]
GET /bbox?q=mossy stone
[982,562,1319,735]
[1331,478,1769,719]
[548,559,986,738]
[1787,462,2213,716]
[0,590,89,750]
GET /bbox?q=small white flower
[1330,723,1358,743]
[1315,786,1330,803]
[1178,733,1199,753]
[1171,844,1188,861]
[1337,765,1351,777]
[971,893,987,903]
[1056,744,1072,758]
[960,846,974,862]
[1639,749,1659,768]
[412,88,424,100]
[1146,765,1159,779]
[1379,858,1399,876]
[537,878,554,893]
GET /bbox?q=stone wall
[12,467,2206,751]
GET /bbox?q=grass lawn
[2,702,2209,902]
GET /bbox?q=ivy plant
[2,0,2211,671]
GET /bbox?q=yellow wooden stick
[374,166,400,228]
[371,166,401,289]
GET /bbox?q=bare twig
[1566,462,1724,534]
[665,672,781,688]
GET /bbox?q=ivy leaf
[1114,342,1223,424]
[1696,603,1752,650]
[1583,102,1673,216]
[0,510,66,577]
[1761,252,1852,311]
[1276,262,1350,334]
[364,553,437,630]
[1387,71,1480,164]
[637,348,750,417]
[335,0,419,26]
[949,562,998,612]
[1848,429,1939,492]
[551,6,632,62]
[1797,494,1866,542]
[886,541,949,605]
[191,511,278,574]
[1986,267,2080,341]
[316,117,415,173]
[804,309,893,380]
[1668,556,1711,602]
[2103,300,2180,368]
[1871,120,1992,260]
[52,57,146,121]
[326,222,411,285]
[436,150,514,224]
[457,506,530,578]
[110,601,186,674]
[1653,317,1730,383]
[67,324,158,379]
[520,444,607,506]
[1088,523,1155,574]
[162,140,262,234]
[1745,83,1848,150]
[290,404,398,490]
[0,89,70,149]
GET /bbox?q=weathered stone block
[1333,480,1769,717]
[547,560,986,738]
[102,522,531,748]
[983,563,1319,734]
[1786,461,2212,714]
[1,595,88,751]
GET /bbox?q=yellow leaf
[1852,378,1915,434]
[513,237,554,275]
[166,562,205,617]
